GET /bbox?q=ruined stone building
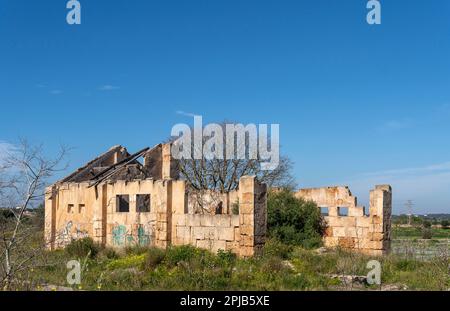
[295,185,392,255]
[45,142,392,257]
[45,143,267,257]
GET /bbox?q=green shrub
[142,247,166,270]
[106,254,146,270]
[441,220,449,229]
[423,220,432,229]
[163,245,223,270]
[261,256,286,273]
[164,245,199,267]
[217,249,237,266]
[124,244,148,256]
[101,247,119,260]
[394,258,420,271]
[263,238,293,259]
[267,190,326,248]
[65,237,100,259]
[422,228,433,239]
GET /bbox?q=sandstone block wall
[295,185,392,255]
[45,176,267,257]
[171,176,267,257]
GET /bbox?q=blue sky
[1,0,450,214]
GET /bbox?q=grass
[393,226,450,239]
[27,239,450,291]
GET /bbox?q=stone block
[338,237,355,248]
[157,221,168,232]
[192,227,205,239]
[186,214,201,227]
[234,227,240,241]
[196,239,212,250]
[239,225,253,236]
[240,214,254,226]
[241,193,254,205]
[369,223,384,233]
[157,213,167,221]
[365,240,384,250]
[324,227,333,237]
[338,216,357,227]
[356,216,372,228]
[323,237,339,247]
[371,215,382,224]
[216,227,235,241]
[174,215,186,226]
[214,215,231,227]
[370,232,384,241]
[95,228,102,237]
[332,227,346,237]
[176,226,190,239]
[239,203,254,214]
[231,215,240,226]
[239,246,254,258]
[226,241,239,251]
[239,176,255,190]
[211,240,227,253]
[240,235,254,247]
[349,207,364,217]
[200,215,215,227]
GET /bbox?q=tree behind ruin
[170,121,296,193]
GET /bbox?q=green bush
[217,249,237,266]
[422,228,433,239]
[124,244,148,256]
[263,238,293,259]
[423,220,432,229]
[0,209,15,220]
[65,237,100,259]
[142,247,166,270]
[261,256,286,273]
[394,258,421,272]
[267,190,326,248]
[164,245,199,267]
[106,254,146,270]
[441,220,449,229]
[101,247,119,260]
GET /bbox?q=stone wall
[44,182,97,249]
[45,176,267,257]
[170,176,267,257]
[295,185,392,256]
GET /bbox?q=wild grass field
[393,226,450,239]
[391,226,450,261]
[20,237,449,291]
[2,194,449,291]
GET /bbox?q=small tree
[440,220,449,229]
[422,228,432,239]
[423,220,432,229]
[0,139,67,290]
[267,189,326,248]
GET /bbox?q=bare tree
[170,122,295,213]
[173,122,295,191]
[0,139,67,290]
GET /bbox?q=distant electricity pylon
[404,200,414,225]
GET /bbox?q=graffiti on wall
[56,221,89,247]
[111,222,154,246]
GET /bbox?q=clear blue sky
[1,0,450,214]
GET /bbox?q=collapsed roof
[58,143,177,187]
